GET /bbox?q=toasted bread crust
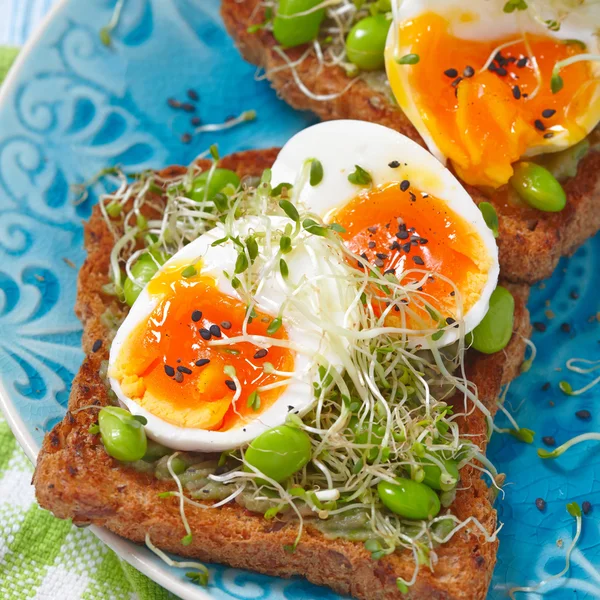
[34,149,531,600]
[221,0,600,284]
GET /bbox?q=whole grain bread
[220,0,600,284]
[34,149,531,600]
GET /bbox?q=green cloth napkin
[0,48,178,600]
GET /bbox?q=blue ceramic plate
[0,1,598,598]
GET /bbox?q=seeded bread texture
[34,149,531,600]
[220,0,600,284]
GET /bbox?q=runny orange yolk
[112,263,294,431]
[330,182,490,327]
[388,12,596,188]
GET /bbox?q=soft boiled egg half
[109,215,359,452]
[271,120,500,344]
[385,0,600,188]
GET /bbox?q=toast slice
[34,149,532,600]
[220,0,600,284]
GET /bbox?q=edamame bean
[143,439,172,462]
[377,477,441,520]
[345,15,391,71]
[471,286,514,355]
[189,169,240,203]
[123,253,162,307]
[273,0,326,48]
[244,425,311,482]
[421,459,459,491]
[510,161,566,212]
[98,406,147,462]
[472,285,515,354]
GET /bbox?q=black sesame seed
[388,160,400,168]
[400,180,410,192]
[221,321,232,330]
[368,241,376,249]
[225,380,236,391]
[174,371,184,383]
[560,322,571,333]
[199,328,211,340]
[187,89,199,101]
[570,290,579,300]
[412,256,425,266]
[575,409,591,421]
[254,348,268,359]
[191,116,202,127]
[450,291,455,296]
[195,359,210,367]
[542,109,556,118]
[411,239,418,246]
[164,365,175,377]
[396,230,409,240]
[533,322,547,332]
[451,76,463,88]
[542,382,551,391]
[361,252,369,261]
[446,317,456,325]
[167,98,181,109]
[420,238,428,245]
[390,241,400,251]
[444,68,458,78]
[209,324,222,338]
[181,133,192,144]
[191,310,202,322]
[409,191,417,202]
[496,66,507,76]
[543,132,554,139]
[376,253,388,260]
[402,243,412,253]
[512,85,521,100]
[92,339,102,353]
[534,119,546,131]
[463,65,475,78]
[367,226,378,234]
[517,57,528,68]
[535,498,547,512]
[507,56,517,63]
[177,366,192,374]
[181,103,196,113]
[494,52,507,66]
[374,258,385,268]
[542,436,556,446]
[488,62,497,72]
[582,501,592,515]
[384,269,395,275]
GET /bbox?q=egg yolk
[386,12,597,188]
[330,182,491,327]
[111,262,294,431]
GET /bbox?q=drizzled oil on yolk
[330,182,490,326]
[387,12,596,188]
[112,263,294,431]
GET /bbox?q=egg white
[385,0,600,163]
[270,120,500,345]
[109,215,359,452]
